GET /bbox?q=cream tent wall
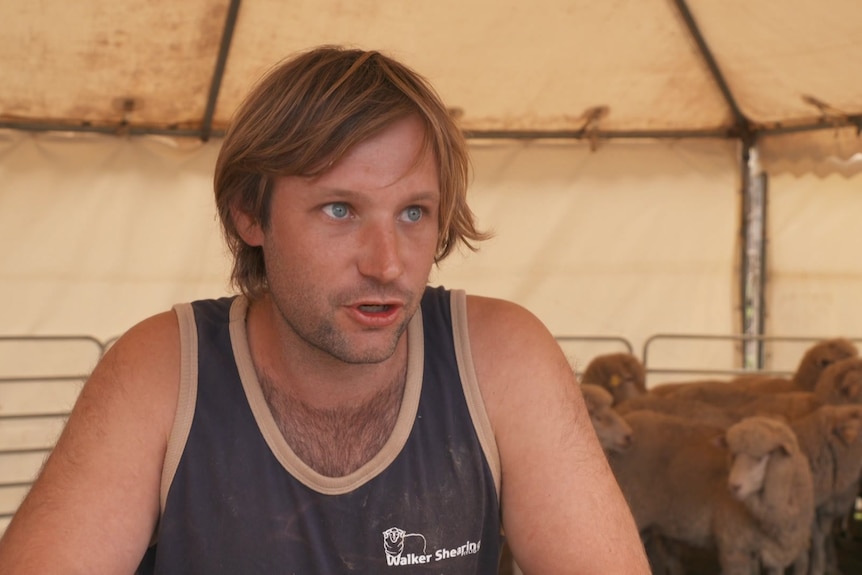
[1,130,741,364]
[3,129,861,375]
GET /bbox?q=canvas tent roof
[2,0,861,174]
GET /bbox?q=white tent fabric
[1,129,740,354]
[5,127,861,380]
[769,172,862,338]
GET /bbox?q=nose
[620,433,632,450]
[728,481,743,499]
[357,219,404,283]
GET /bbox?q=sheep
[580,383,632,454]
[609,411,814,575]
[616,385,822,431]
[649,338,859,399]
[615,368,862,574]
[810,356,862,406]
[648,379,768,409]
[728,391,825,422]
[606,411,727,574]
[649,377,733,399]
[729,356,862,421]
[733,337,859,393]
[580,352,646,405]
[720,416,814,574]
[614,393,739,429]
[645,357,862,425]
[790,404,862,575]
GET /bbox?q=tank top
[137,286,502,574]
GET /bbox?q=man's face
[240,114,440,364]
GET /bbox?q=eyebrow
[314,187,440,203]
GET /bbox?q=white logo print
[382,526,481,567]
[382,527,429,565]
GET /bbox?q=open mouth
[358,304,392,313]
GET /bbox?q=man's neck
[259,362,407,476]
[244,295,411,475]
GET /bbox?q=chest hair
[259,370,406,477]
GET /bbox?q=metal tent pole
[740,143,768,369]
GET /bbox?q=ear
[231,203,265,247]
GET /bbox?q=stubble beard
[273,290,418,365]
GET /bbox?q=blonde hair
[214,46,489,299]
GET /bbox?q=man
[0,46,649,573]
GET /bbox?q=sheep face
[591,409,633,454]
[580,383,633,453]
[581,353,646,404]
[832,408,862,446]
[723,417,799,501]
[816,357,862,404]
[728,451,771,500]
[795,338,859,390]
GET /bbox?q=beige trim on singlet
[230,296,425,496]
[160,303,200,514]
[450,289,502,497]
[158,293,500,503]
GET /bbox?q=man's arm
[467,295,649,574]
[0,311,181,574]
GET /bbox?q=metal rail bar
[642,333,862,375]
[0,412,70,420]
[554,335,634,355]
[0,447,52,456]
[0,375,87,384]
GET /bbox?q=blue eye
[403,206,423,222]
[323,203,350,219]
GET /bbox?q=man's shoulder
[103,310,182,375]
[463,294,565,376]
[464,294,548,340]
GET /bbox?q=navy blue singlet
[137,286,502,574]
